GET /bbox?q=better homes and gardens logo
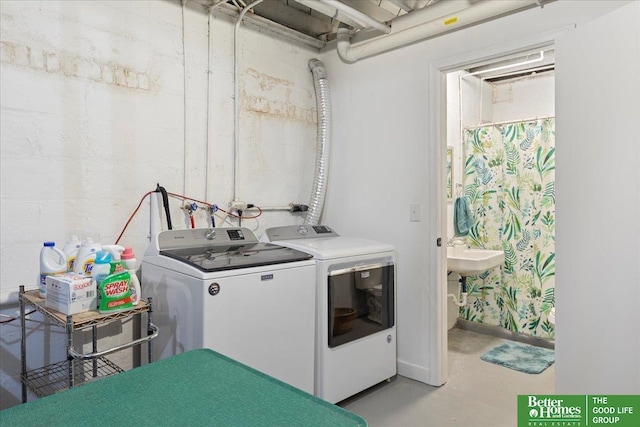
[521,395,584,426]
[518,395,640,427]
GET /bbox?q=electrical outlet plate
[230,200,247,211]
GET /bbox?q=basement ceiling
[193,0,439,47]
[191,0,554,59]
[250,0,434,41]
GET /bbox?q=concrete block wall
[0,0,319,408]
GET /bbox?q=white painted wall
[0,0,319,408]
[491,73,555,121]
[555,1,640,393]
[319,0,631,385]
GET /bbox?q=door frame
[427,26,571,386]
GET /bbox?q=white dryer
[264,225,396,403]
[142,227,316,393]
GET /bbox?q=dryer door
[327,261,394,348]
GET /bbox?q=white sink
[447,246,505,276]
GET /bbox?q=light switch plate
[409,203,420,222]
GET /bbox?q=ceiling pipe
[389,0,478,33]
[233,0,264,202]
[322,0,391,34]
[297,0,391,34]
[336,0,544,64]
[296,0,365,30]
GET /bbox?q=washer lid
[264,225,394,259]
[270,237,394,260]
[160,243,312,272]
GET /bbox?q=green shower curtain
[462,118,555,338]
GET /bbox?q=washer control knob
[208,283,220,296]
[205,229,216,240]
[297,226,308,235]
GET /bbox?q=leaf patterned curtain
[462,119,555,338]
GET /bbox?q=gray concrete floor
[340,328,555,427]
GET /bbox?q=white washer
[264,225,397,403]
[142,227,316,393]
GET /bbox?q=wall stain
[242,68,315,124]
[246,67,292,91]
[242,91,316,124]
[0,40,158,92]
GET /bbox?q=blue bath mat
[481,341,554,374]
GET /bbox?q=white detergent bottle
[73,238,102,277]
[91,251,112,284]
[121,247,141,305]
[62,235,82,272]
[39,242,67,298]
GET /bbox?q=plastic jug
[62,235,82,272]
[91,251,112,284]
[39,242,67,298]
[73,238,102,276]
[121,247,141,305]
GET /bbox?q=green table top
[1,349,367,427]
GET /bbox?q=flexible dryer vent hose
[305,59,332,226]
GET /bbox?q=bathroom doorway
[432,44,557,384]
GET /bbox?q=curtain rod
[464,115,555,131]
[481,64,555,82]
[465,51,545,77]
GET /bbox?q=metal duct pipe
[336,0,543,63]
[305,59,332,226]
